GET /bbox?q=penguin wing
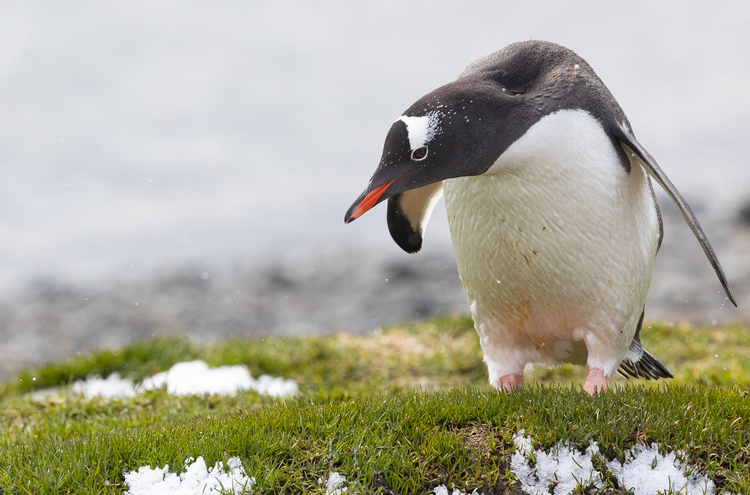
[386,182,444,253]
[613,123,737,307]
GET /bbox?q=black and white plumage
[345,41,736,394]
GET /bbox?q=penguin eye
[411,146,428,161]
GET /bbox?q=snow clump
[124,456,253,495]
[69,360,298,399]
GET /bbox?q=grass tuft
[1,316,749,493]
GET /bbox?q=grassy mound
[1,316,749,493]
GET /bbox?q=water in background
[1,1,749,377]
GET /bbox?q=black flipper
[613,123,737,307]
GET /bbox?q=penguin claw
[496,373,524,392]
[583,368,610,395]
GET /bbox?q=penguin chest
[443,110,660,366]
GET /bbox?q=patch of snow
[69,360,297,399]
[252,373,300,397]
[325,472,348,494]
[124,456,254,495]
[71,372,137,399]
[511,432,603,494]
[607,443,715,495]
[510,432,716,495]
[512,429,533,456]
[140,361,255,396]
[140,360,297,397]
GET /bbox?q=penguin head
[347,89,493,194]
[344,80,523,252]
[345,40,624,253]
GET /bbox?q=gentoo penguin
[344,41,736,395]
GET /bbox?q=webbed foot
[583,368,610,395]
[496,373,524,392]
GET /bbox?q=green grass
[531,321,750,387]
[0,315,483,400]
[1,316,749,494]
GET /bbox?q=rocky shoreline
[1,201,749,381]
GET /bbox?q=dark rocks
[1,203,749,380]
[738,200,750,225]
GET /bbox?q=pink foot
[583,368,610,395]
[496,373,524,392]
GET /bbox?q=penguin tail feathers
[617,349,673,380]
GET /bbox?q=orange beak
[344,178,397,224]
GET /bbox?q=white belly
[443,109,660,379]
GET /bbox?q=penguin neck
[482,108,627,185]
[444,109,638,229]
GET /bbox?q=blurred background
[1,0,749,379]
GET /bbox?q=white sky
[0,1,748,289]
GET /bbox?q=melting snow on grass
[124,437,717,495]
[432,486,480,495]
[141,360,298,397]
[70,360,297,398]
[124,456,253,495]
[323,472,348,494]
[511,430,715,495]
[511,432,603,494]
[606,443,716,495]
[70,372,140,399]
[76,371,715,495]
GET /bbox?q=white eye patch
[398,112,441,151]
